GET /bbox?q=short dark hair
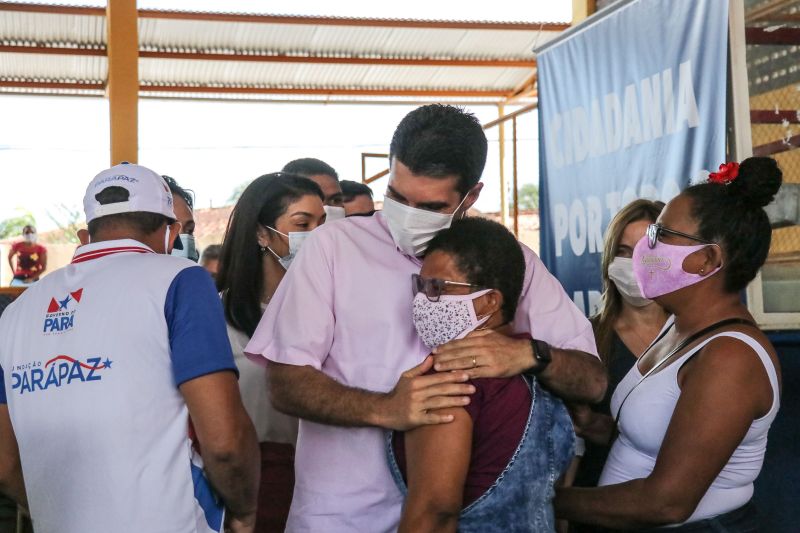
[87,186,172,238]
[201,244,222,263]
[426,217,524,323]
[684,156,782,293]
[340,180,373,201]
[389,104,488,196]
[217,173,323,337]
[282,158,339,181]
[162,175,194,210]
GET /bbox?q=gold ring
[472,356,477,368]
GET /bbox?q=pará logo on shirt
[43,289,83,334]
[11,355,112,395]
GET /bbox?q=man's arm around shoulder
[269,356,476,431]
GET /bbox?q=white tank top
[599,328,780,523]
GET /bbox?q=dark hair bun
[728,157,783,208]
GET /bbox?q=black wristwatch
[528,339,552,375]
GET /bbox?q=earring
[259,245,267,253]
[699,268,705,274]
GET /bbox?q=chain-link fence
[745,0,800,312]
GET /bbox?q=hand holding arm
[269,356,475,431]
[568,403,615,446]
[432,330,607,403]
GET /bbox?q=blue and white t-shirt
[0,239,237,533]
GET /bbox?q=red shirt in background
[10,242,47,279]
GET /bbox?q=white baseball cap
[83,162,176,223]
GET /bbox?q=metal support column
[512,116,519,237]
[498,104,508,226]
[106,0,139,165]
[572,0,596,24]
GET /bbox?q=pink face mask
[631,236,722,299]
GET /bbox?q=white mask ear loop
[473,289,496,331]
[264,226,289,266]
[163,225,172,254]
[452,192,470,219]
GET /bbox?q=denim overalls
[388,376,575,532]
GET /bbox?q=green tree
[0,213,36,239]
[46,204,83,244]
[511,183,539,211]
[228,181,252,204]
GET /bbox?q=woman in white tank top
[555,157,783,532]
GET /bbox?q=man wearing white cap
[0,163,259,533]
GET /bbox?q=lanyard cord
[613,317,755,427]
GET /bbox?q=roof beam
[139,85,509,98]
[0,2,104,16]
[136,10,568,31]
[0,79,510,98]
[0,45,105,56]
[0,2,569,31]
[0,44,535,67]
[139,51,536,68]
[0,80,105,90]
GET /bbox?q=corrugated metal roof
[0,2,561,102]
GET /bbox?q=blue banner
[537,0,728,315]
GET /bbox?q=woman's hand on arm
[568,403,615,446]
[555,336,772,529]
[398,407,473,533]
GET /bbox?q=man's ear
[166,221,182,254]
[475,289,503,318]
[77,229,90,245]
[461,182,484,215]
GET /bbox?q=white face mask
[382,195,467,257]
[265,226,310,270]
[608,256,652,307]
[412,289,492,348]
[323,205,346,222]
[23,233,37,244]
[171,234,199,262]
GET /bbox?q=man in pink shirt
[246,104,606,532]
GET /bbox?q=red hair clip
[708,162,739,184]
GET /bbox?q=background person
[555,157,783,531]
[570,199,668,501]
[7,225,46,286]
[202,244,222,279]
[391,217,574,533]
[0,163,259,533]
[163,175,199,262]
[282,158,345,220]
[340,180,375,216]
[217,173,326,533]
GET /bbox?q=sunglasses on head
[646,223,714,249]
[411,273,483,302]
